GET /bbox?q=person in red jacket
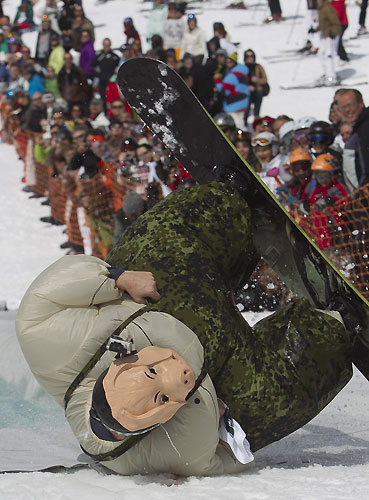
[308,153,347,249]
[123,17,142,53]
[332,0,349,61]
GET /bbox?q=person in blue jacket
[215,52,250,130]
[24,68,45,97]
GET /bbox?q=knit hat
[89,135,106,144]
[252,115,275,131]
[215,48,227,57]
[123,192,145,216]
[226,52,238,63]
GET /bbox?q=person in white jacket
[251,132,285,196]
[146,0,168,45]
[180,14,207,64]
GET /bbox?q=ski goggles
[290,160,311,171]
[293,129,310,144]
[251,137,272,147]
[314,171,333,180]
[310,134,327,144]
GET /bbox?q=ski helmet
[288,148,312,175]
[214,113,236,129]
[311,153,338,173]
[289,148,312,165]
[279,120,296,147]
[251,132,280,157]
[309,121,334,146]
[295,116,317,130]
[123,17,133,25]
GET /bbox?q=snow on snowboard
[117,57,369,381]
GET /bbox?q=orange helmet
[289,148,312,165]
[311,153,337,172]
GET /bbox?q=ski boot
[298,42,312,54]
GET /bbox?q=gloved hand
[276,185,290,200]
[308,27,315,34]
[315,197,328,211]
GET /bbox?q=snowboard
[117,57,369,380]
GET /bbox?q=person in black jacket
[57,0,82,31]
[22,91,47,132]
[35,17,58,66]
[91,38,119,108]
[336,88,369,191]
[57,52,89,108]
[67,145,100,179]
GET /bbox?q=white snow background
[0,0,369,498]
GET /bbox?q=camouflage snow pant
[108,182,352,451]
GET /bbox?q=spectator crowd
[1,0,369,310]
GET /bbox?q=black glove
[308,27,315,34]
[324,195,335,206]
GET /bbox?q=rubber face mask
[103,346,196,431]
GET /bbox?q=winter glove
[323,195,335,206]
[315,197,329,211]
[276,185,289,200]
[308,27,315,34]
[276,186,299,206]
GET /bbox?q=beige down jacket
[16,255,254,476]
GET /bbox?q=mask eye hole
[149,367,157,375]
[162,395,169,403]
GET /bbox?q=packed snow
[1,0,369,498]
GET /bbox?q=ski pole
[285,0,303,44]
[250,1,265,20]
[291,50,305,81]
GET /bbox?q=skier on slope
[16,177,356,476]
[311,0,342,86]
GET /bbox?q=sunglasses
[112,105,124,109]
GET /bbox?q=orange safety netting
[14,132,28,161]
[108,163,144,212]
[3,107,369,300]
[78,173,115,259]
[49,173,66,225]
[294,185,369,300]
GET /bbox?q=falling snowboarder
[16,181,353,476]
